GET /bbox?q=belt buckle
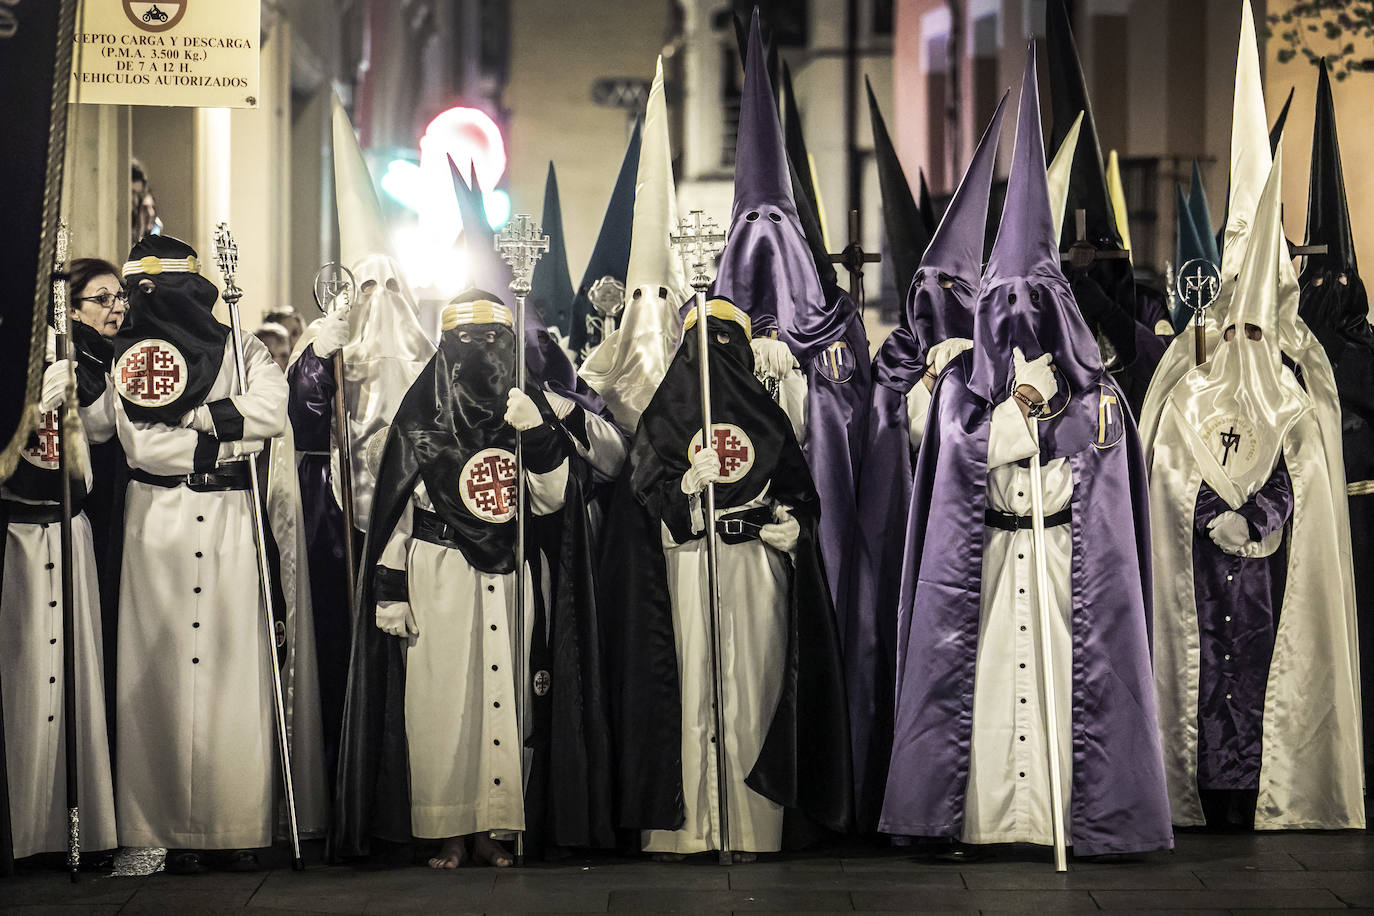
[187,471,210,488]
[722,518,744,535]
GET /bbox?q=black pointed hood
[1045,0,1120,252]
[918,169,937,239]
[867,77,931,316]
[528,163,575,332]
[1269,86,1294,155]
[1302,64,1357,275]
[781,62,823,226]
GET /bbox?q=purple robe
[1192,461,1292,791]
[879,356,1173,856]
[286,343,355,775]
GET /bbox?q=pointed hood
[528,163,575,332]
[580,56,689,430]
[730,8,797,225]
[1270,86,1295,155]
[972,41,1103,460]
[1188,159,1221,265]
[1105,150,1134,256]
[1046,0,1120,252]
[1172,183,1208,331]
[1302,64,1357,275]
[917,170,938,239]
[867,77,931,319]
[333,92,396,268]
[906,90,1006,351]
[783,62,825,234]
[568,116,642,362]
[1174,147,1309,502]
[1220,0,1271,281]
[1048,110,1084,242]
[713,8,834,352]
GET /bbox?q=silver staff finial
[213,222,243,305]
[1177,257,1222,319]
[313,262,358,314]
[670,210,727,294]
[496,215,549,298]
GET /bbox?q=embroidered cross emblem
[119,344,182,401]
[1219,426,1241,466]
[465,453,518,518]
[694,426,751,478]
[24,410,60,466]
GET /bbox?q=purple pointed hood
[908,90,1007,353]
[711,8,834,356]
[970,41,1104,458]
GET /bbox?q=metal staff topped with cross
[669,208,734,867]
[494,212,548,867]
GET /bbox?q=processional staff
[312,263,360,603]
[50,221,81,883]
[670,210,734,867]
[213,224,305,871]
[1177,258,1221,366]
[495,214,549,867]
[828,209,881,312]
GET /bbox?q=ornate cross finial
[495,214,549,298]
[1177,257,1222,320]
[670,210,727,293]
[214,222,243,305]
[313,262,358,314]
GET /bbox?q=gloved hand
[504,388,544,431]
[39,359,75,412]
[759,504,800,554]
[221,438,265,460]
[376,600,419,638]
[1207,511,1253,555]
[543,388,576,420]
[925,337,973,377]
[680,447,720,494]
[751,337,797,381]
[311,302,352,359]
[1012,346,1058,404]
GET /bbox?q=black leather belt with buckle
[714,505,773,545]
[0,500,65,525]
[129,464,251,492]
[413,507,464,550]
[984,507,1072,531]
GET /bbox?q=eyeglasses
[77,291,129,310]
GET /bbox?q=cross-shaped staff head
[670,209,727,293]
[1176,257,1221,320]
[495,214,549,299]
[214,222,243,304]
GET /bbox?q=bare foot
[427,836,466,869]
[473,834,513,868]
[651,852,686,862]
[731,852,757,863]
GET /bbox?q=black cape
[599,315,854,840]
[333,333,614,858]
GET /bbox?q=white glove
[1207,511,1253,555]
[184,404,217,435]
[751,337,797,381]
[759,504,800,554]
[311,304,352,359]
[680,447,720,494]
[1012,346,1058,404]
[504,388,543,431]
[926,337,973,377]
[220,438,265,460]
[40,359,75,412]
[543,388,576,420]
[376,600,419,638]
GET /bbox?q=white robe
[645,373,805,855]
[111,334,287,849]
[1,404,118,858]
[377,465,568,840]
[961,399,1074,846]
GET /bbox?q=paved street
[2,829,1371,914]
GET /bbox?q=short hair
[69,257,122,298]
[255,322,290,346]
[131,160,147,185]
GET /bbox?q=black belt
[129,463,251,492]
[413,507,467,550]
[984,507,1072,531]
[715,505,773,545]
[0,501,65,525]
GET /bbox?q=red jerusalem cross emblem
[689,423,755,483]
[460,448,519,523]
[115,338,188,407]
[22,410,61,470]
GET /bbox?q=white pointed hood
[579,56,688,430]
[1048,110,1084,242]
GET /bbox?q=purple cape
[879,355,1172,855]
